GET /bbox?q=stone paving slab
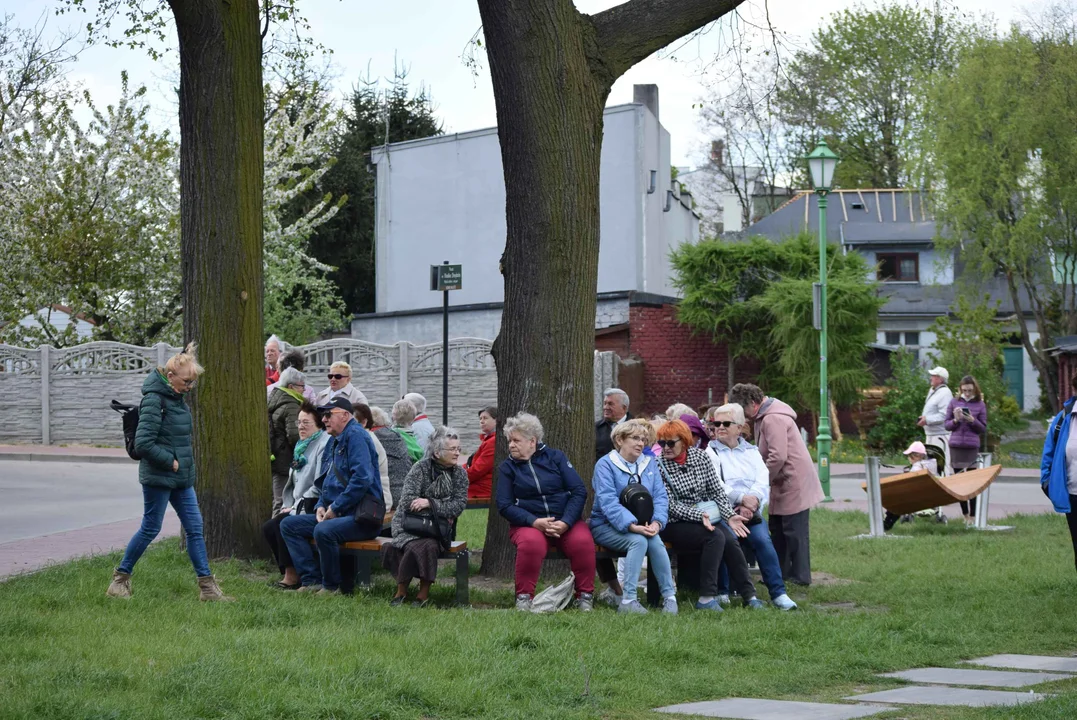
[654,698,896,719]
[846,686,1048,707]
[966,654,1077,673]
[880,667,1070,688]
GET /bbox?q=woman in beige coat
[730,383,823,586]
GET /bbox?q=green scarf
[281,386,304,404]
[292,430,323,469]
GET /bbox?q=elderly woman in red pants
[496,412,595,612]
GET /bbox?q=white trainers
[662,597,679,615]
[716,594,731,606]
[515,593,533,612]
[617,599,648,614]
[772,593,798,611]
[596,587,622,608]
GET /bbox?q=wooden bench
[465,496,491,510]
[339,537,470,605]
[861,464,1002,515]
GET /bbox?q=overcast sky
[3,0,1030,167]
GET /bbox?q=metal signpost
[430,262,462,425]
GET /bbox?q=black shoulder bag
[618,466,654,525]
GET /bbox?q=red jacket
[265,365,279,386]
[467,433,495,498]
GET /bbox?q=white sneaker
[617,599,648,615]
[717,594,731,607]
[772,593,798,611]
[596,587,622,608]
[662,597,679,615]
[515,593,533,611]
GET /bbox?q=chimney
[711,140,725,168]
[633,84,659,122]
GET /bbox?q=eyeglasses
[627,435,649,443]
[708,421,736,428]
[656,439,679,448]
[327,374,348,381]
[169,373,196,388]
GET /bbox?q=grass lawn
[2,510,1077,719]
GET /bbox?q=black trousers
[661,521,756,599]
[261,513,294,574]
[1068,495,1077,575]
[769,509,811,585]
[953,465,978,516]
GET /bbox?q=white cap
[928,366,949,382]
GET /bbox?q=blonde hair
[712,403,746,425]
[611,418,656,448]
[165,342,204,377]
[329,361,352,376]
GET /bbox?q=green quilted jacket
[135,369,196,490]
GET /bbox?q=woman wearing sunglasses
[314,361,368,408]
[656,419,763,612]
[704,404,797,610]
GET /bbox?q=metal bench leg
[455,551,470,606]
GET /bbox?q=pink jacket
[753,397,824,516]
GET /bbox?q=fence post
[39,345,51,446]
[974,452,993,529]
[155,342,169,368]
[864,456,883,536]
[398,343,409,398]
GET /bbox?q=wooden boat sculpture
[861,465,1002,515]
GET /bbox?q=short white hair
[329,361,352,375]
[504,412,543,443]
[265,334,284,351]
[278,367,306,388]
[404,392,427,413]
[425,426,460,460]
[392,399,416,427]
[603,387,629,410]
[369,406,391,427]
[712,403,746,425]
[665,403,696,420]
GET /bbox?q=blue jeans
[591,523,676,600]
[717,519,786,599]
[280,513,378,590]
[118,485,211,577]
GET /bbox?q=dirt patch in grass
[814,601,889,614]
[807,571,857,586]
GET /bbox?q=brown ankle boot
[106,570,132,599]
[197,574,235,602]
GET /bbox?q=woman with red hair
[656,419,763,612]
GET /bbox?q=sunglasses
[327,374,349,380]
[708,421,736,428]
[656,439,679,448]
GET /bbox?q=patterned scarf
[292,430,323,469]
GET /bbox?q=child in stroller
[882,441,947,530]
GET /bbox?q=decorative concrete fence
[0,339,618,450]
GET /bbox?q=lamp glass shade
[806,141,839,191]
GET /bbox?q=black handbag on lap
[619,480,654,525]
[401,503,452,550]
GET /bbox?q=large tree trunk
[477,0,606,577]
[476,0,744,577]
[169,0,270,557]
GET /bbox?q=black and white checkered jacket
[657,447,735,523]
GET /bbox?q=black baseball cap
[316,397,354,415]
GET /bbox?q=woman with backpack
[1040,373,1077,574]
[106,344,232,602]
[590,418,676,614]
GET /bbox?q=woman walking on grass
[106,343,232,602]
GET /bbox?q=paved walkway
[0,444,133,464]
[0,514,179,579]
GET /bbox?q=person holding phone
[945,375,988,524]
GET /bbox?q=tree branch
[588,0,747,82]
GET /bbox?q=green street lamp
[806,140,839,502]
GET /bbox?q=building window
[877,253,919,282]
[885,331,902,346]
[905,331,920,347]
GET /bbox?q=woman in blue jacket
[591,419,677,614]
[496,412,595,612]
[1040,390,1077,573]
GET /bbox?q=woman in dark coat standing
[268,367,306,515]
[945,375,988,523]
[383,426,468,607]
[106,344,232,601]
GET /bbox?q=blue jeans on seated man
[591,523,676,601]
[280,513,379,590]
[717,519,786,600]
[118,485,211,577]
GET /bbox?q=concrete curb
[0,452,134,465]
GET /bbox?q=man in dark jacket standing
[281,397,384,594]
[730,383,823,586]
[595,388,631,462]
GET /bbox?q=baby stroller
[882,443,948,530]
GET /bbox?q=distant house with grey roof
[747,188,1041,410]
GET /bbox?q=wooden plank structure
[861,465,1002,515]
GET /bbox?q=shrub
[867,350,925,453]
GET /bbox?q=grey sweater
[390,458,468,548]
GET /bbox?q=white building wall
[372,100,698,317]
[18,309,94,340]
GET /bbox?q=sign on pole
[432,263,462,425]
[430,264,463,292]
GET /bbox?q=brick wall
[628,304,731,416]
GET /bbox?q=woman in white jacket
[704,403,797,610]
